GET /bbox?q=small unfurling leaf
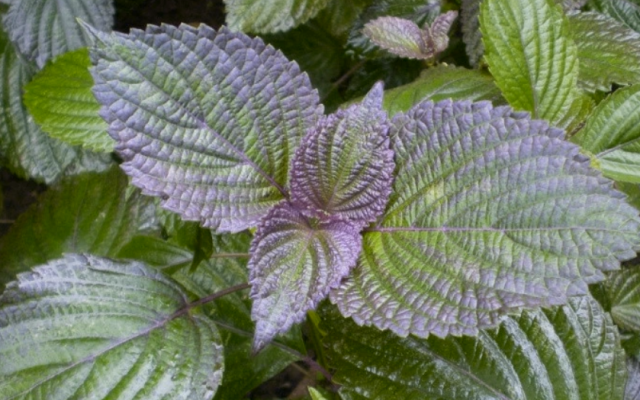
[290,83,394,226]
[363,11,457,59]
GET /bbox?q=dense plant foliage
[1,0,640,398]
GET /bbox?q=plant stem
[321,59,367,102]
[185,283,250,311]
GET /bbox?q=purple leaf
[290,83,394,226]
[249,202,361,352]
[363,12,458,60]
[331,99,640,339]
[363,16,426,59]
[83,23,323,232]
[426,11,458,56]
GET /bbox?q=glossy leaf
[331,99,640,339]
[569,12,640,92]
[0,254,224,399]
[323,295,627,400]
[363,11,457,60]
[118,232,305,399]
[2,0,114,67]
[382,65,504,115]
[572,84,640,183]
[480,0,580,127]
[461,0,483,66]
[0,27,78,183]
[607,266,640,332]
[249,202,361,351]
[0,167,156,286]
[291,83,393,225]
[24,48,112,152]
[224,0,330,34]
[84,23,322,232]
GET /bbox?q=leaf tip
[77,19,108,45]
[363,81,385,109]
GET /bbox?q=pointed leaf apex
[363,82,385,109]
[77,19,108,45]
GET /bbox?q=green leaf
[2,0,113,67]
[264,21,345,101]
[224,0,330,33]
[117,232,305,399]
[309,387,332,400]
[572,84,640,183]
[345,57,423,101]
[461,0,483,66]
[588,0,640,33]
[24,48,112,152]
[0,167,156,286]
[617,182,640,211]
[0,27,78,183]
[331,100,640,339]
[382,65,504,115]
[315,0,370,38]
[0,254,224,399]
[568,12,640,92]
[607,266,640,332]
[322,295,627,400]
[480,0,580,127]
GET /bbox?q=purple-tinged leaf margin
[248,202,361,352]
[331,99,640,339]
[83,22,322,233]
[290,82,394,227]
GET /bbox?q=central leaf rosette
[248,84,394,350]
[84,23,639,354]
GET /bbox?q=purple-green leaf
[290,83,394,226]
[83,23,322,233]
[363,11,457,60]
[249,202,361,351]
[331,99,640,339]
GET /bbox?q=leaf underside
[572,84,640,183]
[480,0,580,127]
[323,295,627,400]
[24,48,113,152]
[224,0,331,34]
[85,23,322,233]
[569,12,640,92]
[331,99,640,339]
[2,0,114,67]
[0,254,224,400]
[290,83,394,225]
[249,202,361,351]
